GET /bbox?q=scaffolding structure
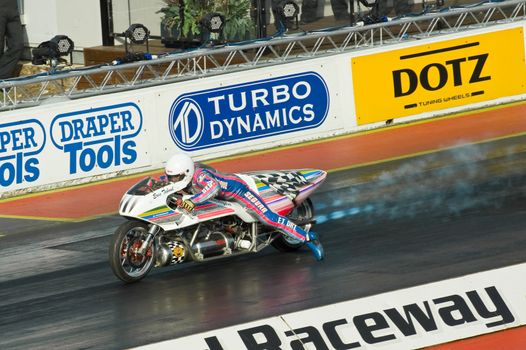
[0,0,524,112]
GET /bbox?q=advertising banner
[167,72,330,151]
[49,102,143,175]
[0,97,151,194]
[0,119,46,188]
[352,27,526,125]
[136,263,526,350]
[0,65,341,195]
[2,23,525,195]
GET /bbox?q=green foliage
[181,0,204,36]
[158,0,254,41]
[222,0,254,40]
[158,0,181,29]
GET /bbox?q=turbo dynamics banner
[352,27,526,125]
[168,72,330,151]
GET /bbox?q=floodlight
[125,23,150,45]
[201,12,226,34]
[275,0,299,30]
[32,35,75,68]
[281,1,299,18]
[121,23,150,58]
[51,35,74,56]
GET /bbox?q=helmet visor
[167,173,185,183]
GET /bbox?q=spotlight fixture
[275,0,299,30]
[31,35,74,68]
[110,24,157,65]
[51,35,74,56]
[125,23,150,45]
[199,12,226,45]
[201,12,226,34]
[281,1,299,18]
[122,23,150,56]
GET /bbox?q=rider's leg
[225,186,324,260]
[260,208,325,262]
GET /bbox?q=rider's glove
[177,198,195,212]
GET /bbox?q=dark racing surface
[1,135,525,350]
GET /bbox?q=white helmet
[165,153,195,190]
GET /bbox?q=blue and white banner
[50,103,143,175]
[168,72,330,151]
[0,97,152,194]
[0,119,46,187]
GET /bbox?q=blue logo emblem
[50,103,142,174]
[169,72,330,151]
[0,119,46,187]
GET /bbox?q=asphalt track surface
[1,135,526,349]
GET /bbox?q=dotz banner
[351,27,526,125]
[168,72,330,151]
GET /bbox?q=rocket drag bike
[109,165,326,283]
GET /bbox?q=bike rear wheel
[272,198,315,252]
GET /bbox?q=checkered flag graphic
[253,171,309,198]
[168,241,186,264]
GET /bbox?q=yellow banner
[352,27,526,125]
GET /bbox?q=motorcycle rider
[164,153,325,261]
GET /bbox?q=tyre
[109,220,156,283]
[272,198,315,252]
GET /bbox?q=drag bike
[109,165,327,283]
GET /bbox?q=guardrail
[0,0,524,112]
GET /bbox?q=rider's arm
[190,170,220,204]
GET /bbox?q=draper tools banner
[50,103,143,175]
[0,100,150,194]
[351,27,526,125]
[0,119,46,187]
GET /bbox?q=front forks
[138,224,161,254]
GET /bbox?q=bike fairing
[136,169,324,224]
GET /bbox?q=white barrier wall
[135,263,526,350]
[1,21,525,196]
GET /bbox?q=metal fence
[1,0,524,112]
